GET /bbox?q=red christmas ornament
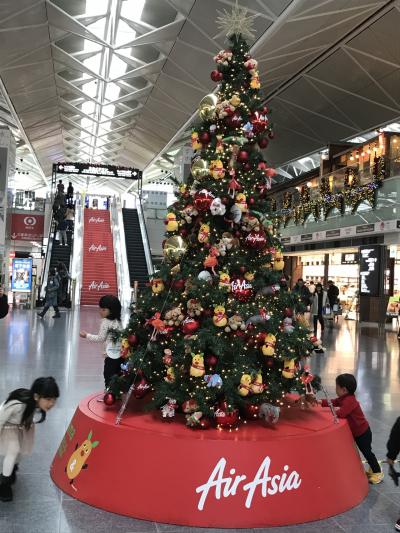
[210,69,223,82]
[245,230,267,250]
[251,111,268,134]
[243,162,252,171]
[199,131,210,144]
[205,354,218,369]
[258,161,267,170]
[226,112,242,128]
[239,266,246,273]
[173,278,185,290]
[237,150,249,162]
[127,334,138,346]
[249,197,255,205]
[230,276,253,302]
[262,106,269,114]
[215,402,239,428]
[194,190,214,212]
[199,418,211,429]
[133,374,151,399]
[285,307,293,318]
[244,403,260,420]
[258,137,269,149]
[182,317,200,335]
[103,392,116,406]
[266,167,277,178]
[266,357,274,368]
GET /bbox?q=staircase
[122,208,150,288]
[81,209,117,305]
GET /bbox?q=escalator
[122,208,151,288]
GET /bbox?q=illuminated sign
[54,162,142,180]
[11,258,32,292]
[359,245,381,296]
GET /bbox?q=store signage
[11,258,32,292]
[300,233,313,242]
[359,245,381,296]
[195,457,302,511]
[11,214,44,241]
[356,223,375,234]
[54,162,142,180]
[281,237,291,245]
[341,253,359,264]
[326,229,340,238]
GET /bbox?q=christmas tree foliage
[111,31,320,429]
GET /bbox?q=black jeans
[103,357,123,388]
[313,314,324,335]
[40,305,60,317]
[355,427,381,473]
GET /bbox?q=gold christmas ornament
[163,236,188,264]
[191,158,209,179]
[198,94,218,121]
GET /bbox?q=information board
[54,162,142,180]
[359,245,381,296]
[11,258,32,292]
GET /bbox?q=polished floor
[0,308,400,532]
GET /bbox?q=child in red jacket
[321,373,383,484]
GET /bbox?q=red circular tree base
[51,394,368,528]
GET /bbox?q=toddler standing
[321,373,383,484]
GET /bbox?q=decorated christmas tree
[109,9,320,429]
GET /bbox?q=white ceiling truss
[0,0,398,194]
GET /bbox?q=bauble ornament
[103,392,116,406]
[210,69,223,82]
[182,317,200,335]
[230,276,253,302]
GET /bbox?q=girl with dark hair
[80,295,123,388]
[0,377,59,501]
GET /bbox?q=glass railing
[70,198,84,307]
[110,197,132,310]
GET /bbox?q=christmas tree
[110,11,320,429]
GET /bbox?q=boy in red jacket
[321,373,383,484]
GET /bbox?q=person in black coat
[0,286,9,319]
[327,280,340,308]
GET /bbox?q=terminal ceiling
[0,0,399,193]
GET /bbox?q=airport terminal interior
[1,1,400,532]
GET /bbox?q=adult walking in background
[327,279,340,308]
[292,278,311,309]
[37,268,60,318]
[56,262,71,307]
[57,217,68,247]
[0,286,9,319]
[65,205,74,232]
[311,283,327,338]
[66,181,74,206]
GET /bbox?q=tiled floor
[0,308,400,532]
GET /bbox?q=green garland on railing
[272,156,386,226]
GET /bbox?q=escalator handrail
[39,210,57,299]
[134,196,154,276]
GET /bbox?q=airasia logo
[88,217,105,224]
[89,244,107,252]
[88,281,110,291]
[23,216,36,227]
[246,233,265,244]
[231,279,252,291]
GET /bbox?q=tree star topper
[216,1,257,40]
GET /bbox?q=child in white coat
[0,377,59,501]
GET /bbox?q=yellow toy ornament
[213,305,227,327]
[165,212,178,232]
[244,271,254,282]
[261,333,276,356]
[150,278,165,294]
[238,374,252,397]
[273,250,285,271]
[230,93,241,107]
[251,372,264,394]
[191,132,202,151]
[198,223,210,243]
[235,192,248,213]
[120,338,130,359]
[190,353,205,377]
[219,272,230,289]
[250,74,260,89]
[282,359,296,379]
[165,367,176,383]
[210,159,225,180]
